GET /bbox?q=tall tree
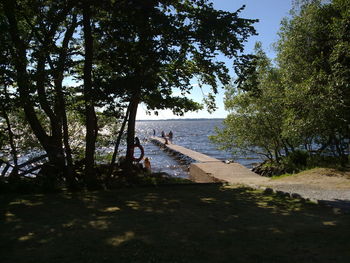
[82,0,99,188]
[94,0,258,165]
[213,0,350,168]
[2,0,78,186]
[277,0,350,158]
[211,43,289,162]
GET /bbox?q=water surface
[135,119,262,178]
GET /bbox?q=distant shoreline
[137,118,225,122]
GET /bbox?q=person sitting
[144,157,151,172]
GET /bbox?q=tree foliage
[212,43,287,162]
[212,0,350,169]
[0,0,257,190]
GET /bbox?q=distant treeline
[137,118,225,122]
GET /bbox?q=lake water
[135,119,263,178]
[0,119,262,178]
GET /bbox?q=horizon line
[136,117,225,121]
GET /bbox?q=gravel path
[260,171,350,211]
[269,183,349,201]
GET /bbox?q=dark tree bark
[20,2,76,186]
[125,92,140,165]
[49,14,78,189]
[82,2,99,188]
[109,104,131,177]
[3,0,65,178]
[1,106,18,176]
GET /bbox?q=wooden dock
[150,136,269,186]
[150,136,219,163]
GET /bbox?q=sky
[136,0,293,120]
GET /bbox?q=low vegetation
[253,152,350,177]
[0,162,191,194]
[270,167,350,182]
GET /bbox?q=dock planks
[150,136,220,163]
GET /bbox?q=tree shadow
[1,184,350,263]
[317,199,350,212]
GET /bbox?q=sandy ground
[261,168,350,205]
[266,168,350,190]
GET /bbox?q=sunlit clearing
[5,211,20,223]
[101,206,121,212]
[200,197,217,203]
[106,231,135,247]
[5,211,15,217]
[9,200,43,206]
[62,219,79,228]
[126,201,140,210]
[89,218,110,230]
[268,227,283,234]
[18,232,35,242]
[323,221,337,226]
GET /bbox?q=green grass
[1,184,350,263]
[270,173,295,180]
[270,166,350,180]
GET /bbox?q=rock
[291,193,302,199]
[263,188,274,195]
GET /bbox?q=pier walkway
[150,136,269,186]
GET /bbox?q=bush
[252,161,286,177]
[286,150,308,167]
[253,151,309,177]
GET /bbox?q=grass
[1,184,350,263]
[270,166,350,180]
[270,172,295,180]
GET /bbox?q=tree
[81,1,99,188]
[1,0,258,189]
[211,43,289,162]
[277,0,350,159]
[93,0,258,165]
[1,0,78,187]
[212,0,350,170]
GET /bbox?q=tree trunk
[4,0,65,179]
[126,93,140,165]
[52,15,78,189]
[109,104,131,177]
[83,2,99,189]
[2,105,18,175]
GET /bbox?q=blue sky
[137,0,293,120]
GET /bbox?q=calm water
[135,119,262,178]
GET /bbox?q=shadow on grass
[318,199,350,211]
[1,184,350,263]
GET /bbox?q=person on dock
[168,131,173,141]
[153,129,156,136]
[161,131,165,138]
